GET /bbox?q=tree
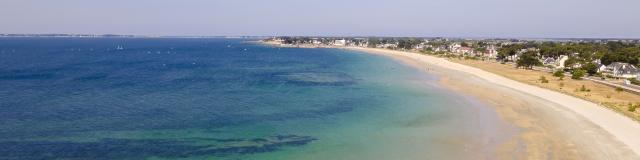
[397,38,423,50]
[461,42,470,47]
[516,51,541,69]
[601,46,640,66]
[581,63,598,76]
[563,56,580,69]
[474,47,485,54]
[497,44,525,62]
[367,38,380,48]
[571,69,586,80]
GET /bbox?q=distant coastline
[0,33,140,38]
[2,34,640,41]
[0,34,273,39]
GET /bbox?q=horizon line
[2,33,640,40]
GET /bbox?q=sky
[1,0,639,38]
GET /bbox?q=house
[353,38,368,47]
[597,64,607,73]
[602,62,639,78]
[593,59,602,65]
[434,46,447,52]
[542,55,569,69]
[506,54,519,62]
[357,41,368,47]
[449,43,461,53]
[569,62,582,69]
[377,43,397,49]
[485,45,498,58]
[543,57,556,66]
[415,43,426,50]
[273,38,285,43]
[556,55,569,69]
[311,39,322,45]
[333,39,346,46]
[458,47,474,55]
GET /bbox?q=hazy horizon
[2,0,640,38]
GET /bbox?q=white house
[449,43,461,53]
[333,39,346,46]
[602,62,639,78]
[506,54,519,62]
[556,55,569,69]
[357,41,368,47]
[543,57,556,66]
[273,38,285,43]
[542,55,569,69]
[485,45,498,58]
[311,39,322,45]
[434,46,447,52]
[597,64,607,73]
[376,43,398,49]
[593,59,602,65]
[415,43,425,50]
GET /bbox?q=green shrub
[581,63,598,76]
[579,85,589,92]
[553,70,565,80]
[616,87,624,93]
[594,72,603,77]
[539,76,549,83]
[628,104,638,112]
[629,78,640,85]
[571,69,586,80]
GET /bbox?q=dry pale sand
[348,47,640,159]
[451,59,640,121]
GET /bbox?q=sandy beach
[348,47,640,159]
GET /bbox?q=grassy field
[450,58,640,122]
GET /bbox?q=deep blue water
[0,38,494,159]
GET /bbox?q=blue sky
[1,0,639,38]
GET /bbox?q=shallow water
[0,38,509,159]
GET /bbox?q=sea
[0,38,508,160]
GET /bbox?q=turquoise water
[0,38,504,159]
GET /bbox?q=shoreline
[260,41,640,158]
[345,47,640,159]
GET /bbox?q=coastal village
[265,37,640,120]
[267,37,640,83]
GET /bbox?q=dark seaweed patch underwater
[0,135,316,160]
[0,38,385,159]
